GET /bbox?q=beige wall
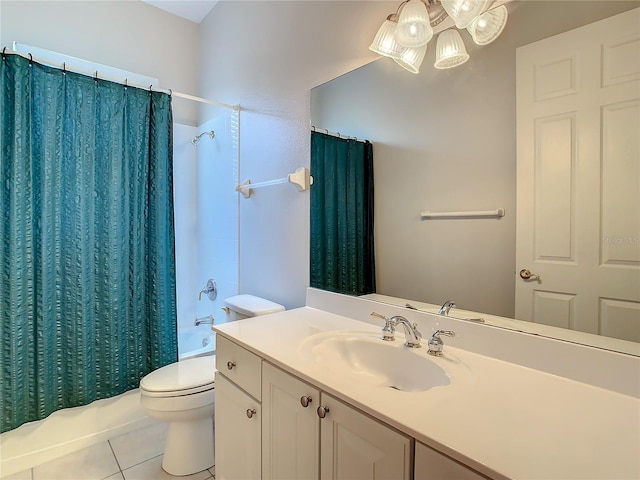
[0,0,200,124]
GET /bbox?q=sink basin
[300,331,451,392]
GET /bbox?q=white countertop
[213,307,640,480]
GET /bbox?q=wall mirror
[310,1,640,356]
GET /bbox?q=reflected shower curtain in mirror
[0,54,178,433]
[310,131,375,296]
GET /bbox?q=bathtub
[0,389,152,477]
[178,326,216,360]
[1,327,215,476]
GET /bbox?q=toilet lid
[140,355,216,395]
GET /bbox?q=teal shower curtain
[310,131,375,296]
[0,54,178,433]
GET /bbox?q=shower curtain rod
[311,125,369,143]
[2,49,240,111]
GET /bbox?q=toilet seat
[140,355,216,398]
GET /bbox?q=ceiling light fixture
[369,0,509,74]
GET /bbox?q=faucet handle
[371,312,396,342]
[427,330,456,356]
[434,329,455,338]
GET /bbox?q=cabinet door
[262,363,321,480]
[215,373,261,480]
[414,442,488,480]
[319,393,411,480]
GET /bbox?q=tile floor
[1,422,215,480]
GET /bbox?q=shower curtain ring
[168,89,172,96]
[62,62,66,74]
[28,53,33,64]
[94,71,98,82]
[2,47,6,59]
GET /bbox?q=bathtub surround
[0,54,178,433]
[2,420,216,480]
[0,390,151,477]
[178,326,216,361]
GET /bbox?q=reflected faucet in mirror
[438,300,456,316]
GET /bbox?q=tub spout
[194,315,214,326]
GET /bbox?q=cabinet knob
[300,395,313,408]
[317,405,330,418]
[246,408,257,419]
[227,361,236,370]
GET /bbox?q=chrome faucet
[393,316,422,348]
[194,315,214,326]
[370,312,422,348]
[437,300,456,316]
[427,330,456,356]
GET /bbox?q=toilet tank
[224,294,285,321]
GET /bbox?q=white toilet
[139,294,284,476]
[223,294,285,321]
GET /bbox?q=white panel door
[516,8,640,341]
[214,373,262,480]
[319,393,411,480]
[262,363,320,480]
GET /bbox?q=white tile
[103,474,125,480]
[32,442,119,480]
[109,422,168,470]
[0,469,33,480]
[122,456,211,480]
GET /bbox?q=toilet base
[162,416,215,476]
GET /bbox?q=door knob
[300,395,313,408]
[227,361,236,370]
[519,268,540,281]
[246,408,257,419]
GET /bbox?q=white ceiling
[141,0,219,23]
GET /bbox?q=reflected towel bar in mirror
[421,208,505,219]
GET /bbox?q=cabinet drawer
[216,335,262,400]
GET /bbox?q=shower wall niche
[173,108,239,358]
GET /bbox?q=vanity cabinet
[215,335,263,480]
[216,335,438,480]
[415,442,487,480]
